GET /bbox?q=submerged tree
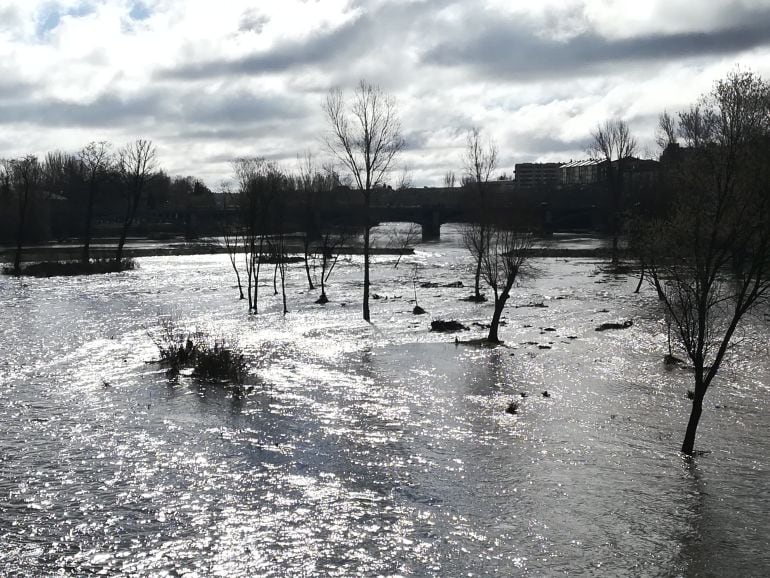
[590,119,637,268]
[116,139,157,264]
[461,127,498,302]
[3,156,42,275]
[295,153,341,292]
[481,228,534,343]
[233,157,288,314]
[639,70,770,456]
[78,141,112,264]
[324,79,405,321]
[220,183,245,300]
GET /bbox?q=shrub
[193,339,247,382]
[148,316,247,384]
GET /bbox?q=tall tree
[78,141,112,264]
[116,139,157,264]
[639,70,770,456]
[4,156,42,275]
[324,79,405,321]
[461,127,498,302]
[590,119,637,268]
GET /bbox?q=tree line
[0,140,217,274]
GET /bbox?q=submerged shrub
[193,339,247,382]
[148,316,247,383]
[149,315,205,373]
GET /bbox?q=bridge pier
[421,210,442,241]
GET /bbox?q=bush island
[149,316,247,384]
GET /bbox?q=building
[560,159,605,185]
[514,162,562,189]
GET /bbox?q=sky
[1,0,769,188]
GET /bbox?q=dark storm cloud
[0,92,161,127]
[421,11,770,79]
[164,16,369,80]
[0,89,307,130]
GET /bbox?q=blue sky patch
[36,1,96,39]
[129,1,151,21]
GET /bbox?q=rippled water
[1,226,768,576]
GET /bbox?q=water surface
[1,226,768,576]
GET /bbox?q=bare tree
[462,127,498,301]
[480,228,533,342]
[78,141,112,264]
[639,70,770,456]
[219,182,245,300]
[3,156,42,275]
[590,119,637,268]
[296,152,318,290]
[388,222,420,268]
[655,111,678,151]
[443,171,457,188]
[233,158,288,314]
[234,157,267,313]
[116,139,157,264]
[295,153,340,291]
[324,79,405,321]
[315,227,349,304]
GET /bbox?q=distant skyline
[1,0,770,187]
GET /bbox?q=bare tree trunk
[488,290,508,343]
[115,206,132,265]
[83,180,96,264]
[273,260,279,295]
[303,235,315,290]
[280,259,288,315]
[234,266,244,300]
[253,236,263,314]
[682,382,705,455]
[363,225,371,321]
[363,193,371,321]
[651,269,664,300]
[634,263,645,293]
[246,241,253,312]
[226,234,244,300]
[13,195,27,275]
[474,249,483,300]
[319,269,327,303]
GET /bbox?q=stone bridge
[139,183,614,240]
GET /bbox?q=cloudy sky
[1,0,769,187]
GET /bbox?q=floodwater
[1,226,768,577]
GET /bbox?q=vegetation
[3,258,136,277]
[324,79,405,321]
[589,119,637,268]
[637,70,770,455]
[460,127,498,302]
[149,316,247,383]
[1,138,211,276]
[479,228,534,343]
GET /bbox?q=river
[1,226,768,576]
